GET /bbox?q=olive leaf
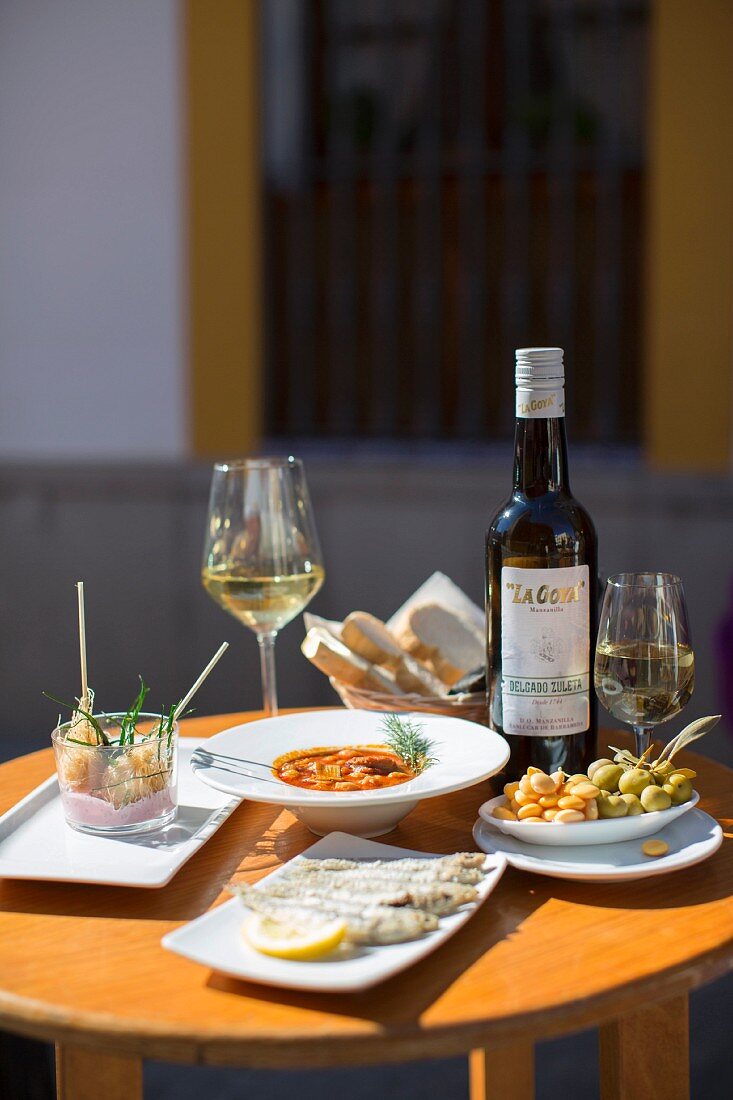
[612,747,640,768]
[656,714,721,763]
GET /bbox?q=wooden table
[0,710,731,1100]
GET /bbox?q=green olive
[651,759,675,779]
[587,758,614,782]
[664,773,693,805]
[619,792,644,816]
[592,764,625,793]
[597,793,629,818]
[618,768,653,797]
[640,785,672,813]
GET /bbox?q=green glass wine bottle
[485,348,598,780]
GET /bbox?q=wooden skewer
[76,581,90,708]
[173,642,229,724]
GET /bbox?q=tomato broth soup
[273,745,415,792]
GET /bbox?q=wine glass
[594,573,695,757]
[201,457,325,715]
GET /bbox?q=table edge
[0,941,731,1066]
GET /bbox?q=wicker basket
[331,677,488,724]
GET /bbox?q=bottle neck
[513,416,570,496]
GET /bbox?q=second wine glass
[201,457,325,715]
[594,572,695,756]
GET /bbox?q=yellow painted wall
[645,0,733,470]
[185,0,262,458]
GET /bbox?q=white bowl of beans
[479,791,699,846]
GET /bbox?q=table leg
[469,1042,534,1100]
[55,1043,143,1100]
[599,993,689,1100]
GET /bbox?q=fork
[191,748,283,786]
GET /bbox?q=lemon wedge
[242,913,347,961]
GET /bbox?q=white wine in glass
[594,573,694,756]
[201,457,325,715]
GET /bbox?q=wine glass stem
[633,725,653,757]
[257,632,278,716]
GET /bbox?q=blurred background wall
[0,0,185,459]
[1,2,733,1097]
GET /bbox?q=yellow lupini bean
[554,808,585,824]
[513,766,631,828]
[571,782,600,801]
[642,838,669,857]
[529,771,557,795]
[517,802,543,819]
[492,805,518,821]
[558,794,586,811]
[514,789,539,806]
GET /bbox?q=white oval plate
[191,710,509,837]
[479,791,699,846]
[473,809,722,882]
[163,831,507,992]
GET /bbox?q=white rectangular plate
[0,738,240,888]
[162,832,506,993]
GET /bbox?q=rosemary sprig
[45,641,228,750]
[43,692,109,745]
[117,677,149,746]
[145,702,182,760]
[44,683,174,748]
[164,702,178,750]
[379,713,438,774]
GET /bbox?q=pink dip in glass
[60,787,176,829]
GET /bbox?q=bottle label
[516,386,565,418]
[500,564,589,736]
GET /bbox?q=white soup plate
[191,709,509,837]
[479,791,699,847]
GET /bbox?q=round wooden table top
[0,710,731,1069]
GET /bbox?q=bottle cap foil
[515,347,564,386]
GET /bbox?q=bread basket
[330,677,488,723]
[304,573,489,723]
